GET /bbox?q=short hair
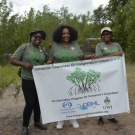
[52,25,78,43]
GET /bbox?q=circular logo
[62,102,72,108]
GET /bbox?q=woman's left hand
[110,52,123,56]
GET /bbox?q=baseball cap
[101,27,112,34]
[29,29,46,40]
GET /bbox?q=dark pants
[22,79,40,127]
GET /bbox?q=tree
[66,68,101,96]
[124,0,135,62]
[91,5,108,25]
[0,0,13,64]
[107,0,129,22]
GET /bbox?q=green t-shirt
[96,42,123,56]
[49,42,84,63]
[11,43,46,80]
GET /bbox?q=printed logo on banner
[66,68,101,96]
[104,97,110,105]
[62,102,72,108]
[103,97,112,110]
[77,101,100,110]
[60,102,76,114]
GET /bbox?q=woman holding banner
[47,25,95,129]
[96,27,123,125]
[10,29,48,135]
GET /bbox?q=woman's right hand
[23,63,33,70]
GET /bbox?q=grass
[126,63,135,114]
[126,64,135,97]
[0,65,21,98]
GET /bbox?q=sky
[7,0,109,16]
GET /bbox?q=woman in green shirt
[10,29,48,135]
[47,25,95,129]
[96,27,123,126]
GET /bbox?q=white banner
[32,56,130,124]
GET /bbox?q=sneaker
[70,119,79,128]
[34,122,47,130]
[22,127,29,135]
[108,118,118,123]
[56,121,64,129]
[98,117,104,126]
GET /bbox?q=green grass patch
[0,65,21,98]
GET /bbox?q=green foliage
[67,68,87,86]
[0,0,135,64]
[13,83,21,99]
[0,65,20,98]
[91,5,108,25]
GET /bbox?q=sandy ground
[0,84,135,135]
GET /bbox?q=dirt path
[0,84,135,135]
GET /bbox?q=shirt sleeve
[96,43,103,56]
[49,45,55,62]
[76,43,84,60]
[11,44,27,61]
[117,43,123,53]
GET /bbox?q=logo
[103,97,112,110]
[39,49,43,52]
[104,96,110,105]
[71,47,74,50]
[77,101,100,110]
[104,47,108,50]
[77,104,88,110]
[62,102,72,108]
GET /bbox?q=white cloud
[7,0,109,15]
[93,0,109,8]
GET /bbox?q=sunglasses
[101,33,111,36]
[33,35,43,39]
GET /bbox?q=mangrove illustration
[66,67,101,96]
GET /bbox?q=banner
[32,56,130,124]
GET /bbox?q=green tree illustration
[66,68,101,96]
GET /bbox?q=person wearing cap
[47,25,96,129]
[10,29,48,135]
[96,27,123,125]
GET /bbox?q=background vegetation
[0,0,134,97]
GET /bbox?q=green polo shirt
[11,43,46,80]
[49,42,84,63]
[96,42,123,56]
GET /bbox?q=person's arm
[10,45,33,70]
[96,43,123,58]
[76,43,96,60]
[96,52,123,59]
[49,43,54,49]
[108,43,123,57]
[10,59,33,70]
[83,54,97,60]
[108,52,123,56]
[46,44,55,64]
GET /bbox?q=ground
[0,64,135,135]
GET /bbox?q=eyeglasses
[33,36,43,39]
[101,33,110,36]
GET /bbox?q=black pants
[22,79,40,127]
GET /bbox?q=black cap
[29,29,46,40]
